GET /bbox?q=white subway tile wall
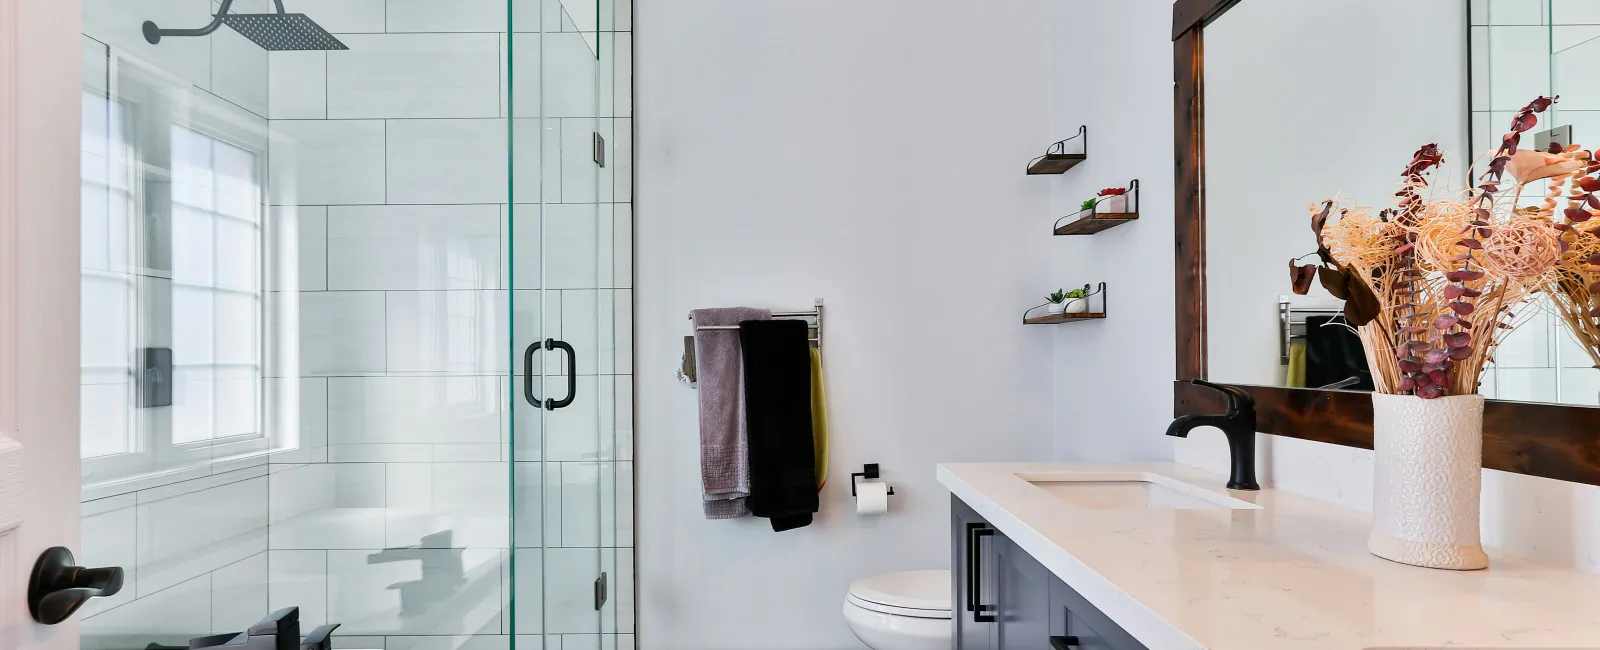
[268,51,328,120]
[386,119,511,204]
[269,119,389,205]
[211,25,271,116]
[328,34,502,120]
[326,204,504,291]
[1476,294,1600,405]
[80,0,632,647]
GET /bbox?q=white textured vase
[1095,194,1128,214]
[1368,393,1488,570]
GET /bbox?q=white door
[0,0,86,649]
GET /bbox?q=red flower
[1098,187,1127,196]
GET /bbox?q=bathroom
[3,0,1600,649]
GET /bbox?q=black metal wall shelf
[1022,282,1108,324]
[1054,179,1138,235]
[1027,126,1088,175]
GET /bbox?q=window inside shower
[75,1,634,649]
[80,50,275,486]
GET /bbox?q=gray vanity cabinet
[994,532,1052,649]
[951,496,1148,650]
[1047,574,1147,650]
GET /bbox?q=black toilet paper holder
[851,463,895,497]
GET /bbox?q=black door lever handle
[29,546,124,624]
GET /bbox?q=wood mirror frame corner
[1170,0,1600,487]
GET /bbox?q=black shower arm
[143,0,287,42]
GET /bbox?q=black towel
[739,319,818,532]
[1304,315,1376,391]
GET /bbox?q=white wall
[633,2,1056,648]
[1046,0,1177,463]
[1046,0,1600,577]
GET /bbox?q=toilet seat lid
[848,570,951,612]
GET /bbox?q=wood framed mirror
[1171,0,1600,487]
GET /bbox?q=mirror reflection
[1205,0,1600,406]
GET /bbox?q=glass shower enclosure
[75,0,633,648]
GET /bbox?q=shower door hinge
[1535,124,1574,152]
[593,132,606,168]
[594,572,609,611]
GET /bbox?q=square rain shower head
[221,13,348,51]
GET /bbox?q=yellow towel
[1286,342,1308,388]
[810,347,829,491]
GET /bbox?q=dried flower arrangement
[1288,97,1570,398]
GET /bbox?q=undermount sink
[1017,471,1261,510]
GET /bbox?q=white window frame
[79,46,280,493]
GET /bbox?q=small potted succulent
[1079,198,1096,214]
[1094,187,1128,214]
[1045,285,1091,315]
[1044,288,1071,314]
[1062,284,1091,314]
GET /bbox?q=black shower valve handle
[302,623,342,650]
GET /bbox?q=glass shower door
[77,2,521,648]
[511,0,616,647]
[74,0,623,645]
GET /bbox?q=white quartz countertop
[938,462,1600,650]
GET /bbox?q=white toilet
[843,570,952,650]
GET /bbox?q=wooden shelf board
[1054,211,1138,236]
[1023,312,1108,325]
[1027,153,1087,175]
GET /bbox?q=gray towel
[693,307,772,519]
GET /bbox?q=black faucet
[1167,379,1259,491]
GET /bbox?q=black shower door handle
[522,341,543,407]
[548,339,576,410]
[524,339,576,410]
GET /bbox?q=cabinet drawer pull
[966,524,996,623]
[964,523,981,613]
[1049,636,1081,650]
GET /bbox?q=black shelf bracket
[1027,125,1088,174]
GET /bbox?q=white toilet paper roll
[856,481,890,515]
